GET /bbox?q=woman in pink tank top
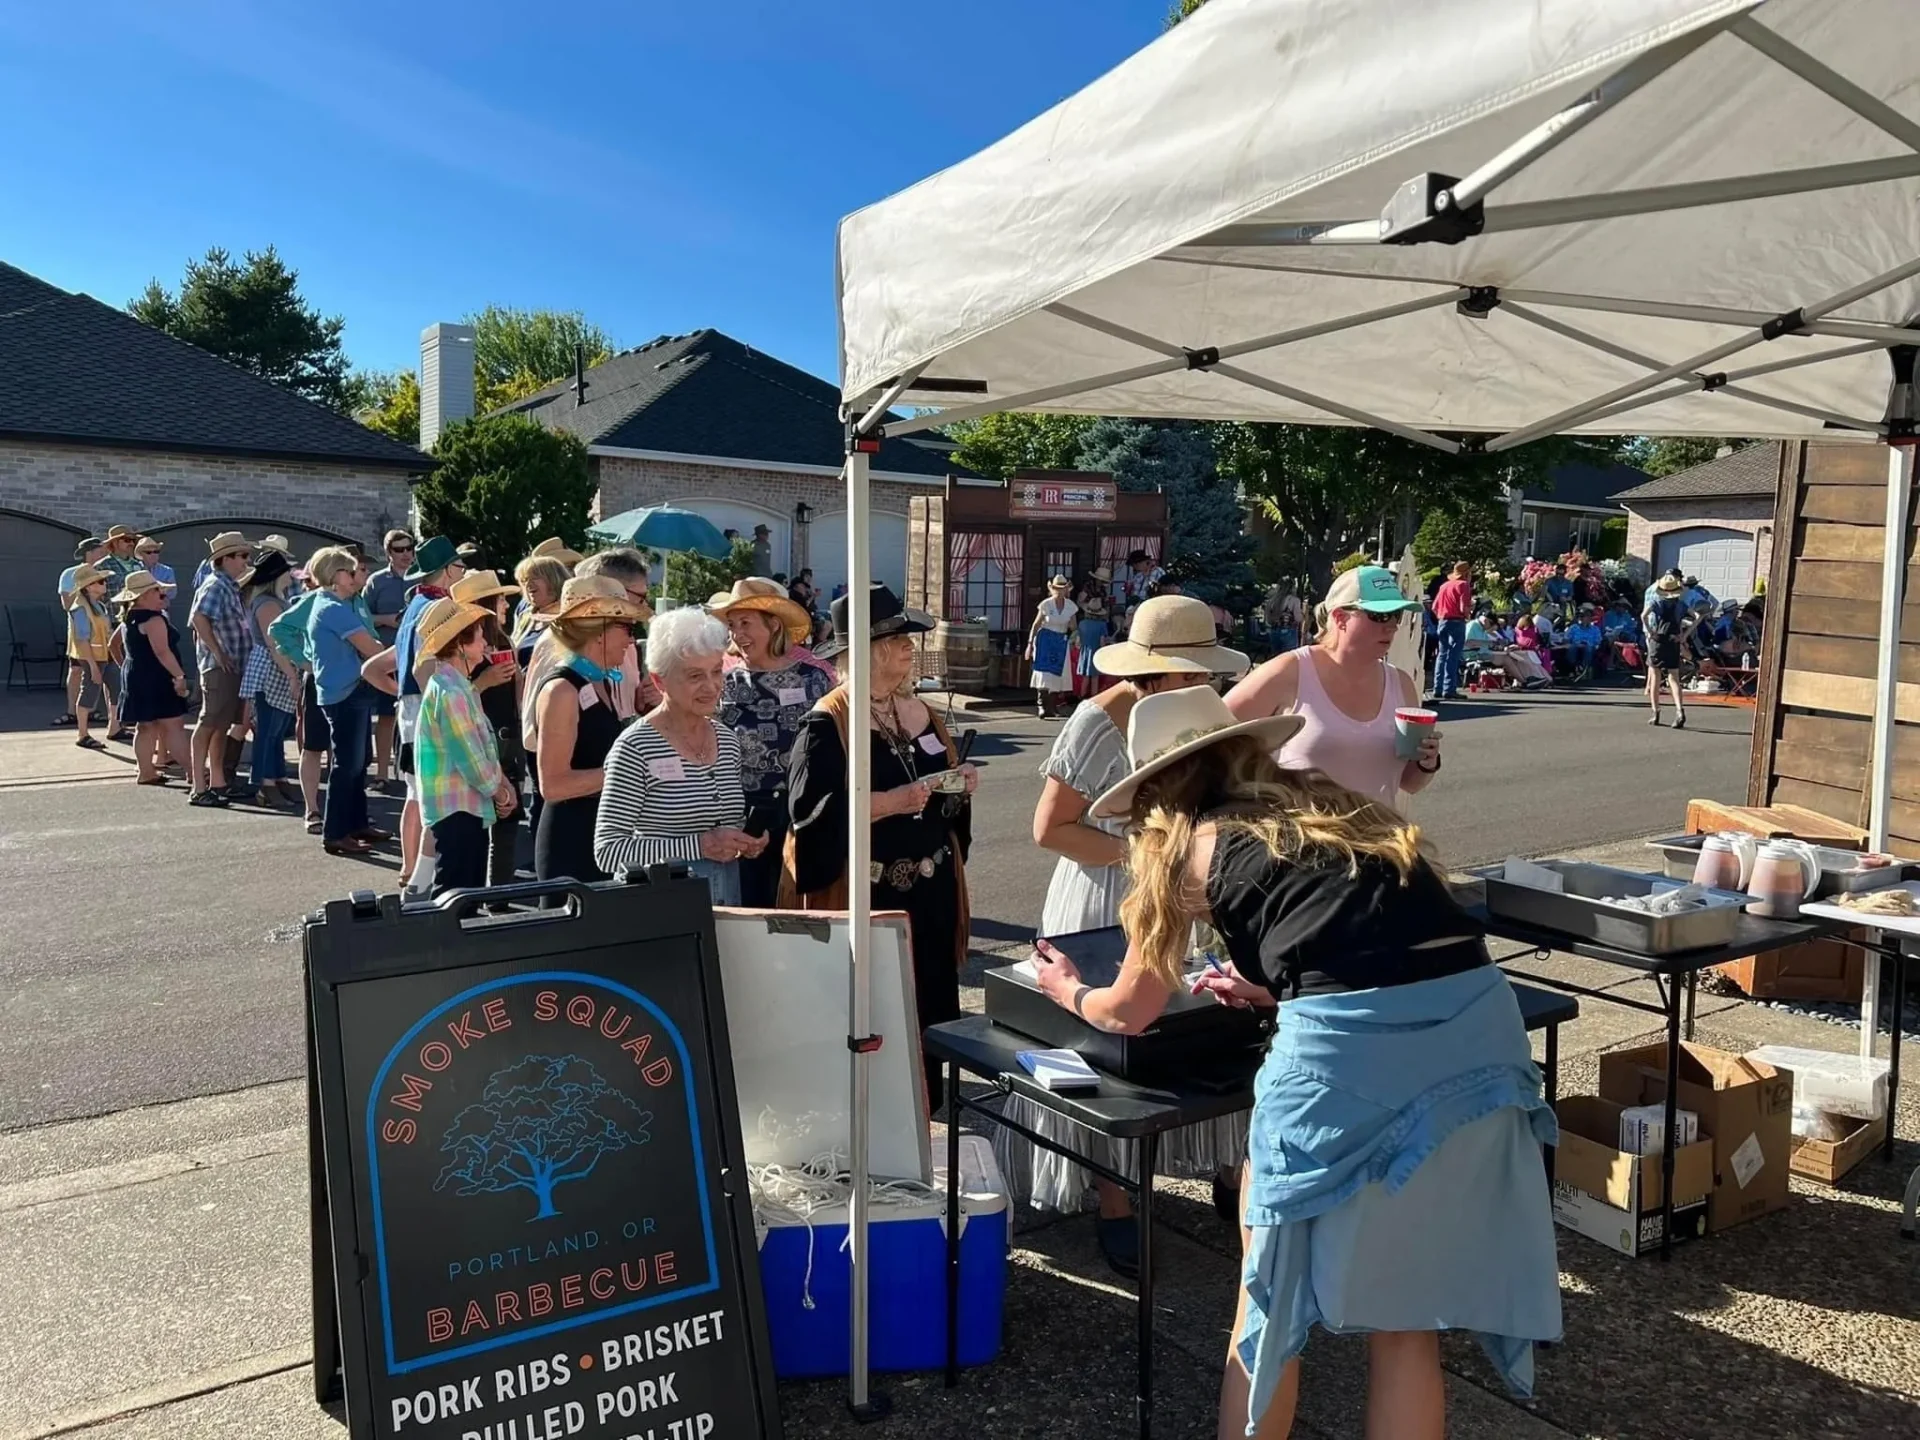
[1224,564,1444,810]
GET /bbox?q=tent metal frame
[834,7,1920,1416]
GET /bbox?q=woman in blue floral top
[711,578,837,906]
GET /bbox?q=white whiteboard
[713,910,931,1184]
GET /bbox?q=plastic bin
[1744,1045,1889,1120]
[756,1133,1008,1378]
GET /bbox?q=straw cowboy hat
[1654,573,1686,595]
[1093,594,1249,678]
[110,571,165,606]
[417,597,494,657]
[450,569,521,605]
[530,536,585,567]
[1090,687,1302,820]
[706,577,812,645]
[545,574,652,625]
[206,530,252,561]
[1090,566,1112,584]
[1047,574,1072,594]
[104,525,137,543]
[815,583,934,660]
[259,534,291,555]
[64,564,111,603]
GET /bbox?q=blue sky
[0,0,1166,387]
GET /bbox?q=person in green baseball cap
[1224,564,1442,812]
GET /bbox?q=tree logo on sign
[433,1054,652,1221]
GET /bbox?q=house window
[1567,515,1603,553]
[1519,512,1538,559]
[947,532,1026,631]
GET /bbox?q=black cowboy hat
[239,548,293,591]
[814,582,934,660]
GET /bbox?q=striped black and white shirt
[594,716,746,874]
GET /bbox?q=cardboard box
[1599,1041,1795,1233]
[1552,1096,1713,1257]
[1789,1113,1888,1185]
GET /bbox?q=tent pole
[1730,17,1920,153]
[1864,439,1915,1065]
[842,443,886,1421]
[1500,288,1920,346]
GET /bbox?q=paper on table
[1502,857,1565,893]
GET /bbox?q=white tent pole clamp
[1488,256,1920,451]
[1866,346,1919,1065]
[840,438,885,1421]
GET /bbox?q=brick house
[495,329,966,598]
[0,260,427,656]
[1613,443,1783,602]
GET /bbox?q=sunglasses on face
[389,545,415,555]
[1343,608,1401,627]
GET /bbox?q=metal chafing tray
[1478,860,1751,955]
[1643,834,1907,895]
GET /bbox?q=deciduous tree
[945,412,1096,481]
[416,414,595,570]
[467,305,614,412]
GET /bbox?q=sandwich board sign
[305,873,780,1440]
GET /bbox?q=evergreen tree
[1077,418,1252,603]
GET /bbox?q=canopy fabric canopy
[837,0,1920,449]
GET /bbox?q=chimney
[419,322,476,451]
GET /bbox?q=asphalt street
[0,684,1749,1132]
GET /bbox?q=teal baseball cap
[1324,564,1419,614]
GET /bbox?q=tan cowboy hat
[545,574,652,625]
[530,536,585,567]
[418,597,494,657]
[1090,688,1302,820]
[450,569,521,605]
[110,570,165,606]
[1047,574,1072,593]
[706,576,812,645]
[206,530,252,560]
[1090,566,1113,583]
[1653,573,1686,595]
[104,524,137,543]
[65,564,111,602]
[1093,594,1249,678]
[260,534,291,554]
[134,534,163,552]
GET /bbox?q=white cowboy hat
[1090,687,1302,820]
[1047,574,1072,592]
[1092,594,1248,678]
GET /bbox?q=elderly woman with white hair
[593,607,766,903]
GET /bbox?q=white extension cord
[748,1148,938,1311]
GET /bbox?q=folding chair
[5,603,66,690]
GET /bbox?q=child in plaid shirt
[413,597,519,897]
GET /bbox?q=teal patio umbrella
[589,505,731,560]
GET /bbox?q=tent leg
[842,445,890,1423]
[1867,439,1917,1065]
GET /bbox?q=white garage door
[666,497,790,578]
[1654,526,1756,602]
[808,511,909,604]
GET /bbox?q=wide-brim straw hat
[1090,566,1113,583]
[543,574,652,626]
[418,597,494,657]
[111,571,164,606]
[1047,574,1072,593]
[450,569,521,605]
[815,583,933,660]
[206,530,252,561]
[530,536,585,567]
[1654,573,1686,595]
[706,577,812,645]
[1090,688,1303,820]
[1093,594,1249,677]
[65,564,111,602]
[104,525,137,543]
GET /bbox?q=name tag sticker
[577,685,600,711]
[649,756,687,783]
[918,733,946,755]
[777,687,808,708]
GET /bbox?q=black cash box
[982,925,1270,1085]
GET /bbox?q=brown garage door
[1,508,87,687]
[143,517,357,639]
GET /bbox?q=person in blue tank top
[1029,686,1560,1440]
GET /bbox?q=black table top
[1469,900,1838,975]
[926,977,1579,1140]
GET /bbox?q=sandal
[136,775,169,786]
[305,812,324,834]
[108,729,134,744]
[188,789,229,808]
[75,736,107,751]
[51,712,76,728]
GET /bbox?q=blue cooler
[757,1134,1008,1378]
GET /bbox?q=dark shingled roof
[0,261,427,471]
[1611,442,1783,502]
[1513,457,1651,509]
[501,329,964,480]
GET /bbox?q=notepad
[1016,1048,1100,1092]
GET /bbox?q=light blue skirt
[1236,1107,1562,1434]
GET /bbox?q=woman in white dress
[997,594,1252,1277]
[1025,575,1079,719]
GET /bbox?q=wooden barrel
[935,618,990,692]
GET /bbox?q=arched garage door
[808,511,908,605]
[1654,526,1757,602]
[0,509,86,685]
[144,517,355,636]
[666,497,791,579]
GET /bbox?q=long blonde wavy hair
[1117,736,1431,989]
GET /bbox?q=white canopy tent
[829,0,1918,1412]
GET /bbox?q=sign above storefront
[1006,471,1117,522]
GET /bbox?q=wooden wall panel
[1798,486,1890,524]
[1805,443,1900,485]
[1782,593,1920,643]
[1798,522,1888,563]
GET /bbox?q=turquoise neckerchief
[567,654,623,688]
